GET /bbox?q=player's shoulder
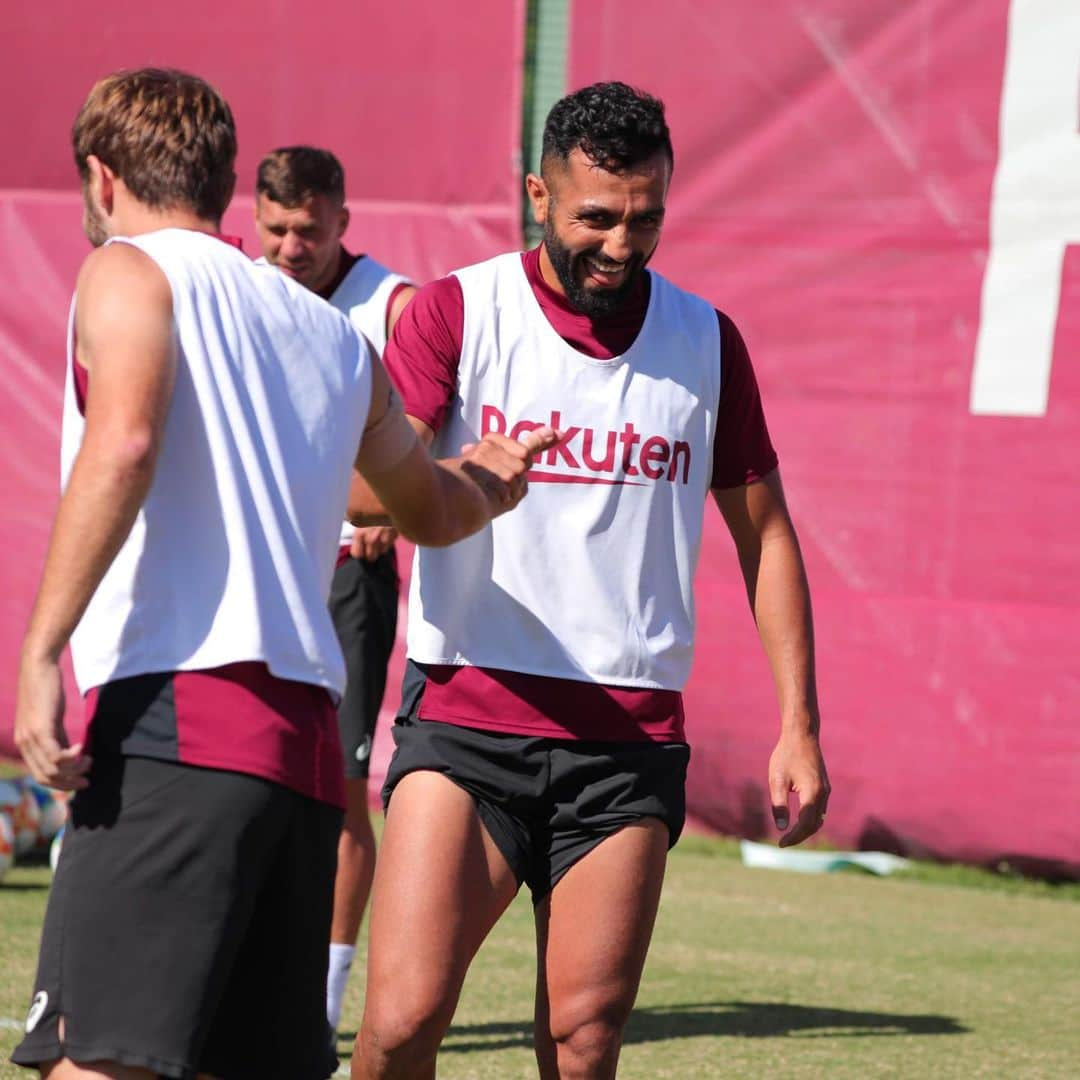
[76,238,170,305]
[406,272,465,318]
[649,267,714,309]
[647,269,726,339]
[450,250,521,288]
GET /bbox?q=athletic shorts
[328,550,399,780]
[382,716,690,905]
[12,754,342,1080]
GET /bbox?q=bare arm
[385,284,417,340]
[346,385,433,527]
[16,242,177,788]
[352,356,557,546]
[345,282,421,561]
[713,468,830,847]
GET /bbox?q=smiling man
[352,82,830,1080]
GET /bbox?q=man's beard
[543,219,646,318]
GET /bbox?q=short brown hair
[72,68,237,222]
[255,147,345,208]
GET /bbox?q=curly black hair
[541,81,673,175]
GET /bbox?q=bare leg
[40,1068,218,1080]
[331,778,377,946]
[352,771,519,1080]
[39,1060,155,1078]
[533,819,669,1080]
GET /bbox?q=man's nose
[601,224,633,262]
[280,232,305,260]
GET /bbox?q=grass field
[2,833,1077,1078]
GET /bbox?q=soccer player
[350,82,831,1080]
[254,146,416,1042]
[12,67,556,1080]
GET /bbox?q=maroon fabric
[416,667,685,743]
[73,351,88,416]
[85,663,345,808]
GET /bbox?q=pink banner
[1,4,525,745]
[4,1,1077,874]
[570,1,1080,871]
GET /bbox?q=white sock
[327,943,356,1031]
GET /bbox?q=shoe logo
[355,736,372,763]
[25,991,48,1033]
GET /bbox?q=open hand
[768,729,829,847]
[15,653,91,791]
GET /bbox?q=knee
[357,996,454,1076]
[547,998,630,1077]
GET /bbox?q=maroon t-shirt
[73,233,346,808]
[383,246,778,742]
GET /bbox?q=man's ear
[525,172,549,226]
[86,154,115,214]
[337,203,350,240]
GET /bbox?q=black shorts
[382,692,690,905]
[12,754,342,1080]
[328,550,398,780]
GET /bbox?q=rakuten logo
[482,405,691,485]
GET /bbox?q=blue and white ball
[25,779,68,847]
[0,812,14,881]
[0,779,40,857]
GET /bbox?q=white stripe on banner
[971,0,1080,416]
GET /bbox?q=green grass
[3,833,1078,1078]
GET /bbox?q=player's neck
[313,244,345,295]
[110,199,221,240]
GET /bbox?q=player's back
[62,228,372,698]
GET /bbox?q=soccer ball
[0,812,14,881]
[25,780,68,847]
[0,779,40,857]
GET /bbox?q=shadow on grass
[0,881,51,892]
[437,1001,968,1054]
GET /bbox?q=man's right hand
[351,526,398,561]
[460,426,560,518]
[15,652,91,791]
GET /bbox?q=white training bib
[327,256,411,546]
[407,253,722,691]
[63,229,373,699]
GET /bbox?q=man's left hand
[768,729,830,848]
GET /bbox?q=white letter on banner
[971,1,1080,416]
